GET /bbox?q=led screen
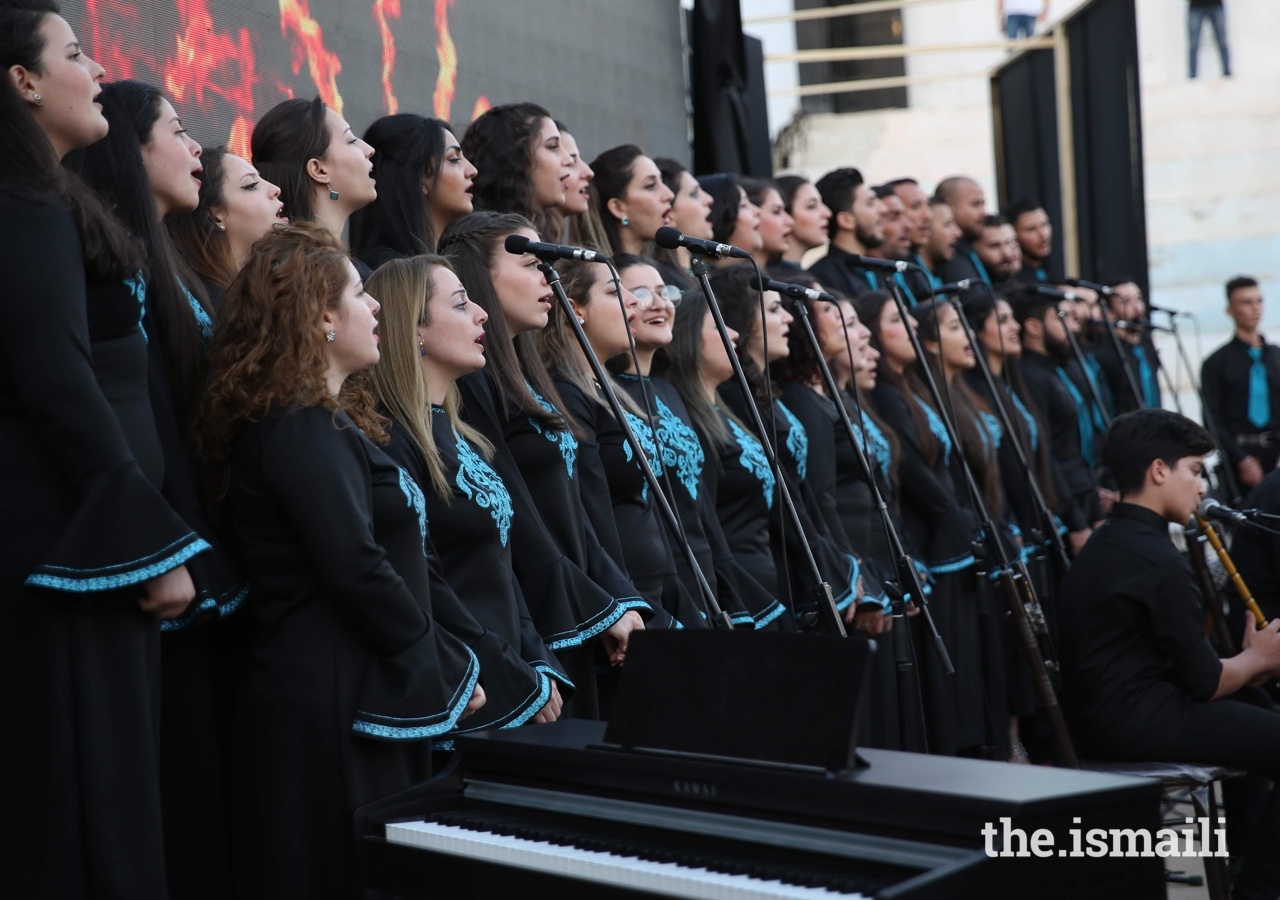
[62,0,690,163]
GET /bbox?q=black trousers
[1100,689,1280,900]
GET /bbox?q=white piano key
[385,820,870,900]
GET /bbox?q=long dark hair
[462,102,552,231]
[652,287,729,446]
[166,145,237,289]
[438,211,575,434]
[961,292,1057,509]
[854,289,940,465]
[588,143,644,257]
[697,173,744,245]
[768,271,824,388]
[350,113,450,263]
[69,80,213,420]
[0,0,141,281]
[250,96,329,225]
[708,264,772,409]
[775,174,809,215]
[913,300,1003,514]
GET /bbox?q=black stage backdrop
[1067,0,1149,293]
[992,45,1065,281]
[991,0,1149,293]
[61,0,690,164]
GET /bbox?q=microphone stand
[1185,518,1238,655]
[887,280,1079,767]
[689,255,846,637]
[948,286,1071,572]
[1095,307,1145,412]
[539,262,733,630]
[788,294,942,748]
[1056,307,1114,428]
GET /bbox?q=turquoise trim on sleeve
[533,665,575,692]
[927,553,977,575]
[351,646,480,740]
[544,596,650,651]
[754,600,787,630]
[26,535,211,593]
[158,583,249,633]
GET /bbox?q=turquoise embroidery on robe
[914,396,952,465]
[622,410,661,502]
[978,411,1003,453]
[855,414,892,485]
[527,385,578,477]
[397,466,428,554]
[183,283,214,339]
[454,432,514,547]
[654,397,704,500]
[778,401,808,481]
[125,272,148,342]
[727,418,774,509]
[1011,392,1039,452]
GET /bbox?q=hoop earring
[328,187,340,202]
[326,330,337,342]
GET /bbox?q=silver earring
[31,93,42,105]
[328,187,340,201]
[418,340,428,358]
[576,315,586,325]
[326,329,336,342]
[620,216,629,227]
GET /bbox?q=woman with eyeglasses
[537,255,699,632]
[613,256,781,629]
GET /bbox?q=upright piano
[358,719,1164,899]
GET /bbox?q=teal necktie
[1248,346,1270,428]
[863,269,879,290]
[1055,369,1095,468]
[893,271,917,307]
[1132,345,1160,409]
[966,250,992,286]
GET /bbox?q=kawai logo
[77,0,490,158]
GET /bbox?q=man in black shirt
[1004,197,1054,284]
[809,167,885,300]
[1091,278,1163,415]
[1013,294,1100,552]
[867,184,917,304]
[935,175,992,289]
[1058,409,1280,899]
[1202,276,1280,492]
[972,214,1022,287]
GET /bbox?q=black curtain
[691,0,770,176]
[1067,0,1149,293]
[992,47,1066,281]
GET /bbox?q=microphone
[653,226,752,261]
[1031,284,1079,302]
[1145,302,1186,317]
[750,274,835,303]
[926,279,972,297]
[1065,278,1113,296]
[1117,319,1173,334]
[1198,498,1253,526]
[504,234,605,263]
[843,254,912,273]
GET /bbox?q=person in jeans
[1188,0,1231,78]
[999,0,1048,39]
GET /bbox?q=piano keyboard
[386,819,871,899]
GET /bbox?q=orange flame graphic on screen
[432,0,456,121]
[471,97,491,120]
[372,0,401,115]
[83,0,146,81]
[163,0,259,157]
[278,0,343,114]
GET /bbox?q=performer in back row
[1057,408,1280,900]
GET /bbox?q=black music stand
[602,630,874,773]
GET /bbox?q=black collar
[1109,501,1171,533]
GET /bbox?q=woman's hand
[139,564,196,620]
[601,611,645,666]
[460,683,487,719]
[531,680,563,724]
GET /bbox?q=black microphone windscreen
[504,234,532,254]
[654,226,682,250]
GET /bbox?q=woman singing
[167,146,288,302]
[462,102,571,239]
[351,113,477,269]
[742,177,794,270]
[697,173,761,266]
[250,96,376,270]
[440,212,647,715]
[589,144,675,258]
[193,224,484,897]
[0,4,201,893]
[654,157,713,288]
[775,174,831,271]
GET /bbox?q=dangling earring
[418,340,428,358]
[620,216,629,227]
[326,330,337,342]
[328,186,340,201]
[31,93,42,105]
